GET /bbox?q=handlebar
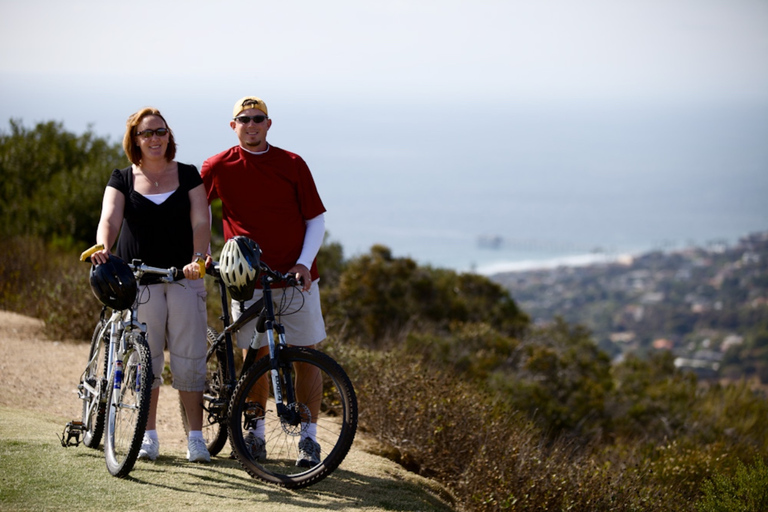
[259,264,302,287]
[80,244,104,262]
[80,244,182,283]
[130,260,182,283]
[208,260,302,288]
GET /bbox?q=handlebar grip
[80,244,104,262]
[284,273,302,287]
[194,256,206,278]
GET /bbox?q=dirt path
[0,310,457,511]
[0,310,214,454]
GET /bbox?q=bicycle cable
[275,282,306,319]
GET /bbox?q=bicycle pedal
[59,420,85,448]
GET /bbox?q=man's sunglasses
[234,115,268,125]
[136,128,169,138]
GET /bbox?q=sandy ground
[0,310,195,454]
[0,310,457,511]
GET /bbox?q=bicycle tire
[179,326,229,456]
[104,333,153,477]
[81,319,109,449]
[228,347,357,489]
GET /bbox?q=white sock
[188,430,204,441]
[249,421,265,440]
[301,422,317,441]
[145,429,158,441]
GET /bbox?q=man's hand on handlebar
[288,264,311,292]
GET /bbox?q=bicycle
[60,244,181,478]
[179,240,357,489]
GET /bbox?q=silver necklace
[142,170,162,187]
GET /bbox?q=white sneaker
[187,437,211,463]
[244,432,267,462]
[296,437,321,467]
[138,434,159,461]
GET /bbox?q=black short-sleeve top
[107,163,202,270]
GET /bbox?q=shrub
[1,236,98,341]
[697,458,768,512]
[332,338,692,511]
[325,244,529,345]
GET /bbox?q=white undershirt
[143,191,174,205]
[240,144,270,155]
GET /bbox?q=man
[201,96,327,466]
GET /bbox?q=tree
[325,244,529,344]
[0,119,125,247]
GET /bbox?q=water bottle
[114,360,123,390]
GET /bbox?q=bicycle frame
[82,261,177,422]
[102,309,146,413]
[201,262,302,433]
[65,253,182,478]
[79,308,143,427]
[192,252,357,488]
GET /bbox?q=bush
[697,458,768,512]
[332,338,692,511]
[1,236,98,341]
[325,244,529,345]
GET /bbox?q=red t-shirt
[201,145,326,280]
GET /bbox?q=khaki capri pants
[137,278,208,391]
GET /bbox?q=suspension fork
[263,313,299,423]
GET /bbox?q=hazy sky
[3,0,767,161]
[2,0,767,103]
[2,0,767,269]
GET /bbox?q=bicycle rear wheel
[81,319,109,449]
[179,326,229,456]
[228,347,357,489]
[104,333,152,477]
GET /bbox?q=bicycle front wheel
[104,333,153,477]
[81,319,109,449]
[228,347,357,489]
[179,326,229,456]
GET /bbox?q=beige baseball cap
[232,96,268,118]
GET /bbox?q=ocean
[297,101,768,275]
[2,87,766,274]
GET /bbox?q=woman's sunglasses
[136,128,169,138]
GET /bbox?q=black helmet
[89,255,137,310]
[219,236,261,302]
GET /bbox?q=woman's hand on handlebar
[183,255,206,280]
[91,247,111,266]
[288,263,311,292]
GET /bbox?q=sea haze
[301,100,768,273]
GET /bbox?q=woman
[91,107,211,463]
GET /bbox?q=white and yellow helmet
[219,236,261,302]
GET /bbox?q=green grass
[0,407,455,512]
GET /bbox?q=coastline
[476,251,637,275]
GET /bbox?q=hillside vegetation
[2,119,767,511]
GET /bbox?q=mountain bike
[179,256,357,489]
[60,244,180,478]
